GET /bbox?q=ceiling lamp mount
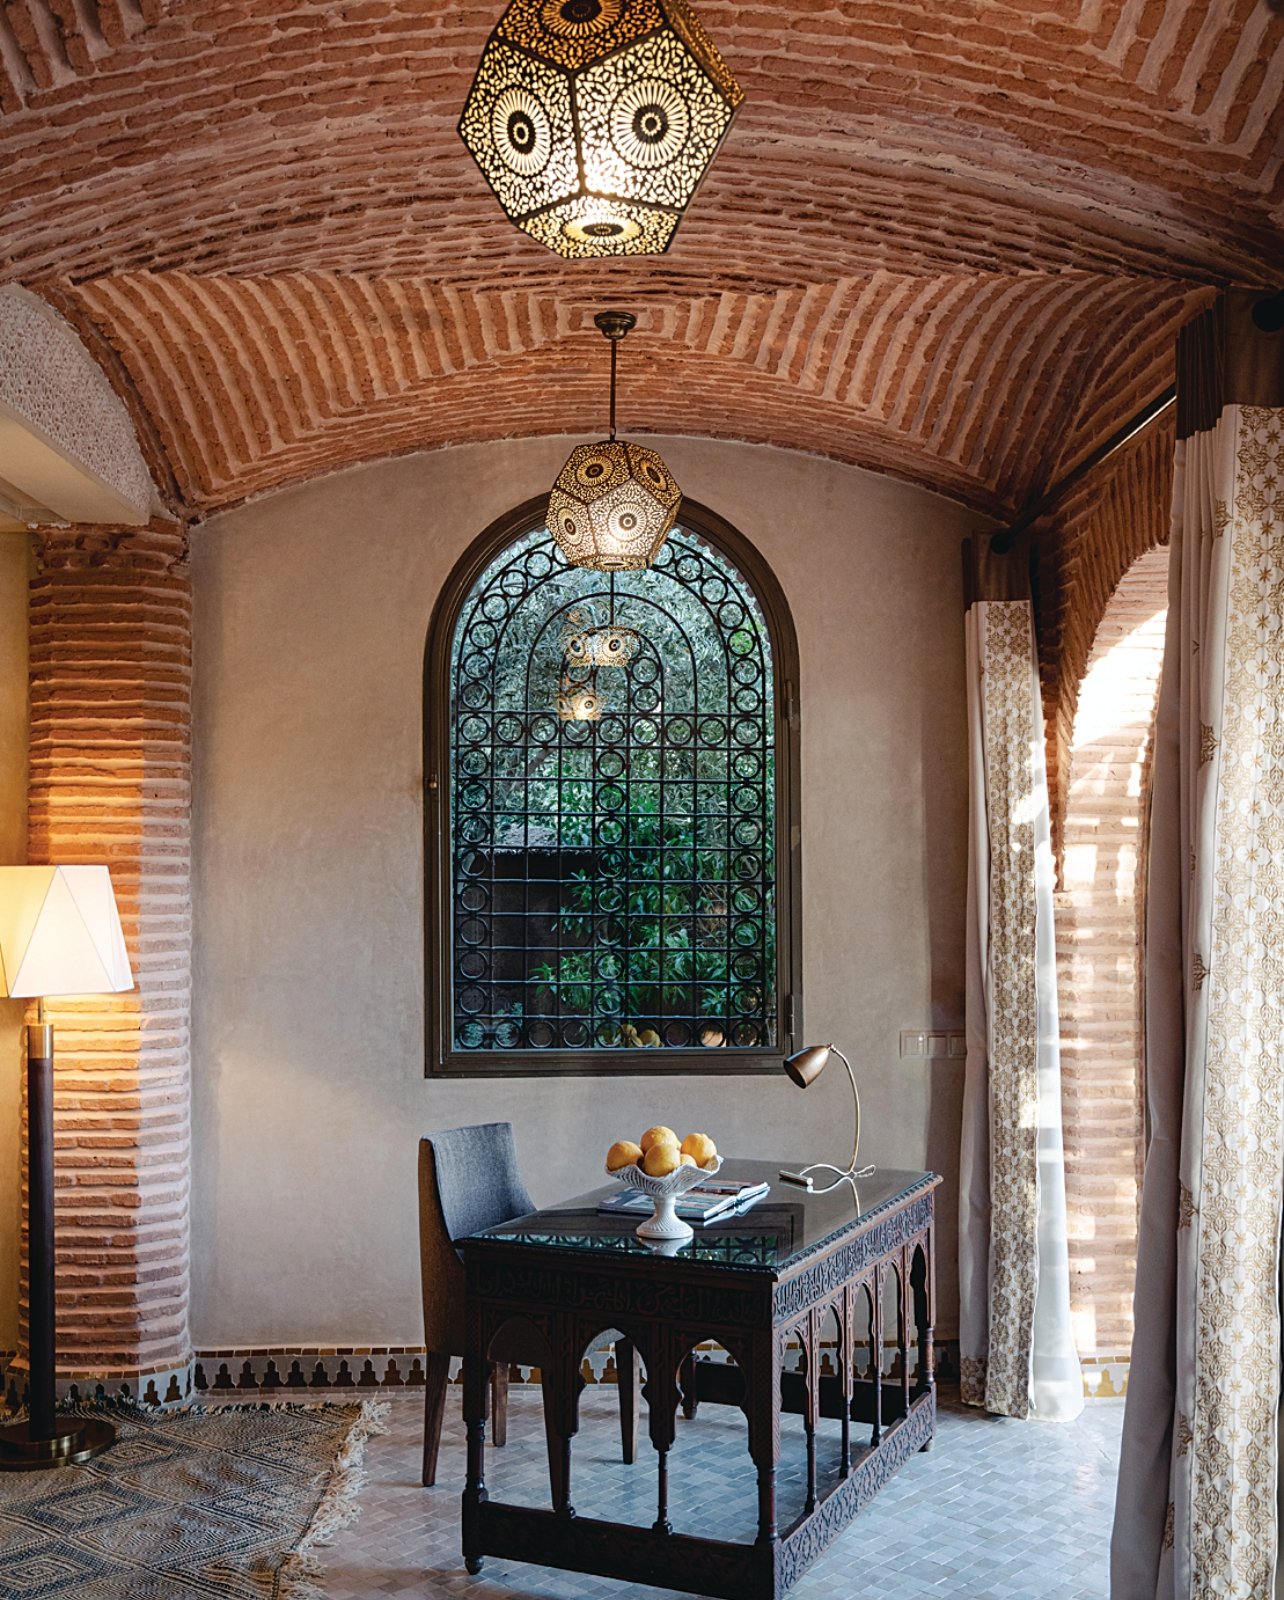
[548,310,681,571]
[459,0,744,259]
[595,308,636,342]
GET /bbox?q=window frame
[424,494,802,1078]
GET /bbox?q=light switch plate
[899,1029,928,1059]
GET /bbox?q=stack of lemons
[606,1125,719,1178]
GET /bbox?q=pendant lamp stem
[609,337,618,442]
[593,310,635,444]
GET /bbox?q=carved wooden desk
[462,1163,940,1600]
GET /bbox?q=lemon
[640,1125,679,1153]
[642,1141,682,1177]
[680,1132,718,1168]
[606,1139,643,1172]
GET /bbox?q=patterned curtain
[959,534,1083,1422]
[1111,291,1284,1600]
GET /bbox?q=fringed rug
[0,1400,386,1599]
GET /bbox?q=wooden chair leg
[422,1351,452,1487]
[491,1361,509,1447]
[617,1337,639,1464]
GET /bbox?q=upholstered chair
[418,1122,638,1486]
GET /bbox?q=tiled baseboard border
[1081,1358,1130,1399]
[0,1341,1123,1406]
[0,1352,196,1410]
[190,1341,1123,1402]
[193,1337,968,1396]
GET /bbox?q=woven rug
[0,1401,386,1599]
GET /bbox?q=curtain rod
[991,286,1283,556]
[989,384,1176,555]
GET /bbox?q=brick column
[19,525,192,1406]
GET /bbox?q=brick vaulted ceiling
[2,0,1282,522]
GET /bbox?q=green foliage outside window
[450,525,777,1051]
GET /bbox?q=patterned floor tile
[321,1387,1123,1599]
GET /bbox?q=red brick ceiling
[2,0,1280,521]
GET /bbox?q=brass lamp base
[0,1416,115,1472]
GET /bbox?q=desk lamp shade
[0,866,133,1000]
[784,1043,831,1090]
[0,865,132,1473]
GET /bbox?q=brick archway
[1055,544,1168,1396]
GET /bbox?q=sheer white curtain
[1112,291,1284,1599]
[959,536,1083,1422]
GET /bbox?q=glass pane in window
[449,522,777,1053]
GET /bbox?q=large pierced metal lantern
[549,311,682,572]
[459,0,743,259]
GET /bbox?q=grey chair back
[418,1122,536,1356]
[432,1122,535,1243]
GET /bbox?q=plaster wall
[191,437,974,1347]
[0,534,30,1348]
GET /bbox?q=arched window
[424,497,800,1077]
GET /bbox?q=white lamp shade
[0,866,133,1000]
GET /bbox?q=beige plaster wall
[0,534,30,1348]
[191,437,974,1347]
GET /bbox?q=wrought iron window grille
[424,497,801,1077]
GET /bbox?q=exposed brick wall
[23,524,192,1383]
[1033,415,1174,867]
[1055,546,1168,1363]
[52,272,1214,521]
[1,3,1279,283]
[0,1,1276,525]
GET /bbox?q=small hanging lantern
[555,671,604,722]
[548,311,681,572]
[458,0,743,259]
[564,623,641,667]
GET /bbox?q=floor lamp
[0,866,133,1470]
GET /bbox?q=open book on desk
[598,1176,770,1224]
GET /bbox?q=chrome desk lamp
[778,1043,875,1193]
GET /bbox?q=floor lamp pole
[0,1007,114,1470]
[27,1016,56,1441]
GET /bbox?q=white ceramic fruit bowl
[606,1154,723,1242]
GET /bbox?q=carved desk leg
[912,1230,936,1450]
[802,1308,819,1516]
[746,1327,782,1554]
[491,1361,509,1447]
[898,1248,912,1420]
[839,1285,853,1477]
[462,1308,488,1577]
[542,1313,583,1516]
[643,1327,682,1536]
[870,1270,883,1448]
[618,1336,640,1465]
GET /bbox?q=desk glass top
[464,1162,936,1277]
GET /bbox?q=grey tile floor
[322,1385,1123,1600]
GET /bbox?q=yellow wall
[190,435,977,1347]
